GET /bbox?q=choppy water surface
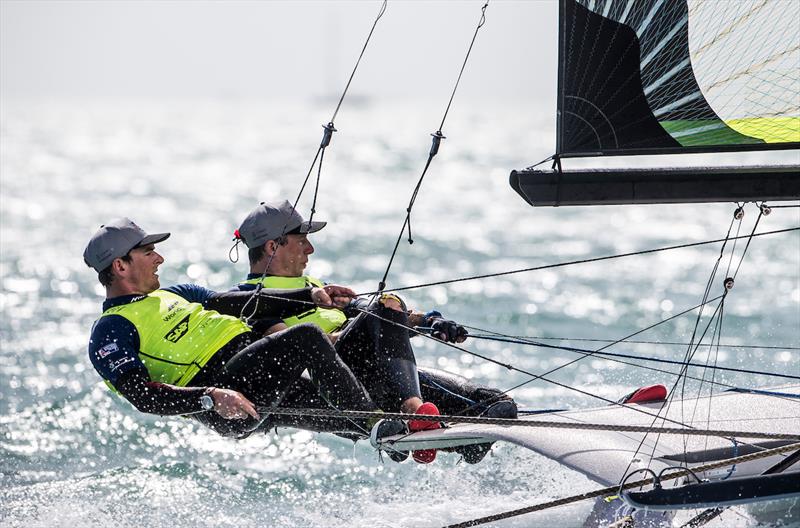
[1,99,798,527]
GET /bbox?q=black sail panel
[557,0,799,156]
[512,0,800,206]
[560,0,683,153]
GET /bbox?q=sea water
[1,99,798,527]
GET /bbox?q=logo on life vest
[165,314,191,343]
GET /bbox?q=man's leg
[418,367,516,416]
[199,323,376,436]
[335,306,423,412]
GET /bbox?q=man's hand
[209,388,260,420]
[429,317,469,344]
[312,284,356,308]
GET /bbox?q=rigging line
[374,1,490,294]
[474,294,724,356]
[625,295,729,485]
[254,407,800,440]
[238,145,324,322]
[680,207,766,457]
[357,226,800,295]
[658,213,737,460]
[723,208,743,280]
[632,272,733,482]
[461,330,800,351]
[524,154,554,171]
[701,302,726,457]
[337,304,762,432]
[240,3,387,320]
[437,1,489,132]
[306,142,327,226]
[462,334,800,382]
[732,208,764,279]
[377,153,437,293]
[452,293,789,408]
[254,291,799,435]
[329,0,387,124]
[441,441,800,528]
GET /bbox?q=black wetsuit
[88,285,375,437]
[232,278,511,431]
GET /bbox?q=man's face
[272,233,314,276]
[123,244,164,293]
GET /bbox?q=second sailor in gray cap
[231,200,517,464]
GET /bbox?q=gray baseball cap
[83,218,170,272]
[236,200,326,249]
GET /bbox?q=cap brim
[297,221,326,234]
[137,232,171,246]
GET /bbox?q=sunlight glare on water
[1,99,799,527]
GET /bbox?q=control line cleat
[409,402,441,464]
[369,419,409,463]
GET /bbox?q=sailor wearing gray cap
[230,200,515,464]
[84,217,394,440]
[83,217,170,272]
[236,200,326,250]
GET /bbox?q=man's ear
[264,240,277,256]
[111,257,128,276]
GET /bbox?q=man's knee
[286,323,334,357]
[289,322,328,341]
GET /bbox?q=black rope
[441,442,800,528]
[461,330,800,351]
[360,227,800,296]
[436,1,488,132]
[455,291,800,416]
[460,295,726,412]
[624,207,739,485]
[464,334,800,382]
[329,0,387,124]
[340,305,757,432]
[375,1,490,294]
[238,1,388,321]
[257,289,762,432]
[254,407,799,441]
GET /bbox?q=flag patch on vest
[165,314,191,343]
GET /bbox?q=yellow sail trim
[725,116,800,143]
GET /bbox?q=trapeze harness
[99,290,250,387]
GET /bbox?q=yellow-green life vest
[243,275,347,333]
[100,290,250,387]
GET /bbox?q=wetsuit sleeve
[88,314,147,386]
[89,314,207,415]
[203,288,316,319]
[115,370,206,415]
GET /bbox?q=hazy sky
[1,0,558,101]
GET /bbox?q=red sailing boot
[409,402,441,464]
[620,384,668,404]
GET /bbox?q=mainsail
[511,0,800,205]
